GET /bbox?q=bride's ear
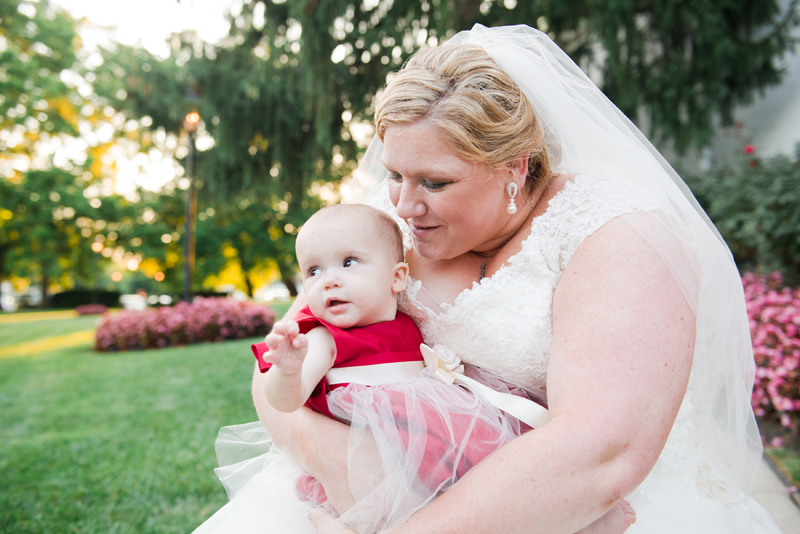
[392,262,410,293]
[506,152,530,189]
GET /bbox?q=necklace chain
[477,196,537,281]
[477,237,509,280]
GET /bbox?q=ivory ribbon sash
[326,360,425,386]
[420,344,550,429]
[323,345,550,429]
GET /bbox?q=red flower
[743,144,756,155]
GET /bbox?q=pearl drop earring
[506,182,519,214]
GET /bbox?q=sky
[50,0,239,57]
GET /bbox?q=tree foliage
[82,0,799,294]
[5,0,798,301]
[1,0,88,298]
[1,169,94,296]
[95,0,800,179]
[0,0,188,299]
[0,0,81,148]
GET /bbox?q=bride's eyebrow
[381,163,451,180]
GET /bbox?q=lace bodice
[374,174,718,498]
[389,175,658,392]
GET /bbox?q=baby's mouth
[326,298,349,311]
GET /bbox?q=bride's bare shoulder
[556,215,693,324]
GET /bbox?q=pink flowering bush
[94,297,276,352]
[745,272,800,431]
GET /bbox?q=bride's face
[381,119,510,261]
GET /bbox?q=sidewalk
[0,329,95,359]
[0,310,78,323]
[753,459,800,533]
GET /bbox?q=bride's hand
[309,511,358,534]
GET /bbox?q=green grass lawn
[268,298,293,320]
[0,326,261,533]
[767,447,800,488]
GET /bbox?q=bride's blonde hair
[375,44,551,190]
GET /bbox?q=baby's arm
[262,320,336,412]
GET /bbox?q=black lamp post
[183,111,200,302]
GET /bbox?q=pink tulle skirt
[193,367,537,534]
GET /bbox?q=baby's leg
[575,500,635,534]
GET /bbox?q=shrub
[687,146,800,282]
[745,272,800,433]
[94,297,275,352]
[52,289,121,309]
[75,304,108,316]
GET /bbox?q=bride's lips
[409,223,440,237]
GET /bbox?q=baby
[256,203,421,419]
[253,203,634,534]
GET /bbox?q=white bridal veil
[350,24,762,503]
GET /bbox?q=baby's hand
[263,320,308,375]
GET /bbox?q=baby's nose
[323,271,340,289]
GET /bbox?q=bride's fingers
[620,500,636,524]
[308,510,356,534]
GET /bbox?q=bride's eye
[343,257,360,268]
[422,180,446,191]
[387,171,402,182]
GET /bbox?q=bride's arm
[381,217,695,534]
[252,292,356,512]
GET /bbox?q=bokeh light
[111,272,123,282]
[154,272,165,282]
[91,242,104,252]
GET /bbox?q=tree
[193,188,320,297]
[0,0,82,154]
[87,0,798,291]
[0,0,93,302]
[0,0,196,302]
[1,168,97,303]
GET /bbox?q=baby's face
[296,214,404,329]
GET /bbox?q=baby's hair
[301,204,404,264]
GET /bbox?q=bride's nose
[393,181,426,220]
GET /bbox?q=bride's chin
[411,238,445,261]
[413,240,465,263]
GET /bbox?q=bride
[196,25,782,533]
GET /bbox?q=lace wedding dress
[193,174,781,533]
[391,174,782,533]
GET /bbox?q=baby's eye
[343,257,360,268]
[308,267,321,277]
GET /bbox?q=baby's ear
[392,262,409,293]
